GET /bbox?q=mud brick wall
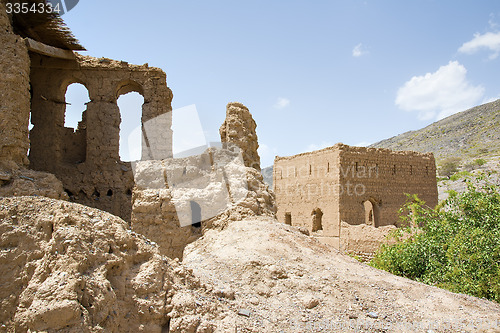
[274,143,438,251]
[339,144,438,228]
[29,54,173,221]
[0,2,31,170]
[131,157,212,260]
[274,146,342,246]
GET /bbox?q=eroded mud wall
[0,2,31,170]
[29,54,173,221]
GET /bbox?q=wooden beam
[25,38,76,60]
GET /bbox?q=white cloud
[395,61,484,120]
[352,43,367,57]
[274,97,290,109]
[458,31,500,60]
[306,141,334,153]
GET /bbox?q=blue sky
[62,0,500,167]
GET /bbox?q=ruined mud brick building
[273,144,438,254]
[1,1,172,220]
[1,2,274,261]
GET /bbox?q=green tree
[371,174,500,302]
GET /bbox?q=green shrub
[439,157,461,178]
[449,170,471,181]
[474,158,487,166]
[370,175,500,302]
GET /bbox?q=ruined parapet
[220,102,261,171]
[0,2,31,170]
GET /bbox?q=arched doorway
[190,200,202,228]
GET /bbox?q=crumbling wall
[0,196,232,333]
[220,102,261,170]
[0,2,31,170]
[339,222,396,260]
[274,143,438,252]
[131,159,205,260]
[131,103,275,259]
[131,147,275,259]
[28,54,173,221]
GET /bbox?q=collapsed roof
[9,0,85,50]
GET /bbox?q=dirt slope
[184,216,500,332]
[2,196,499,332]
[0,197,240,333]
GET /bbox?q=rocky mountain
[261,165,274,188]
[370,99,500,163]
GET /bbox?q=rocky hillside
[370,99,500,163]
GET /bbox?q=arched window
[117,91,144,162]
[363,199,380,227]
[311,208,323,232]
[62,83,90,164]
[64,83,90,130]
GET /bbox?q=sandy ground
[184,216,500,333]
[1,196,499,332]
